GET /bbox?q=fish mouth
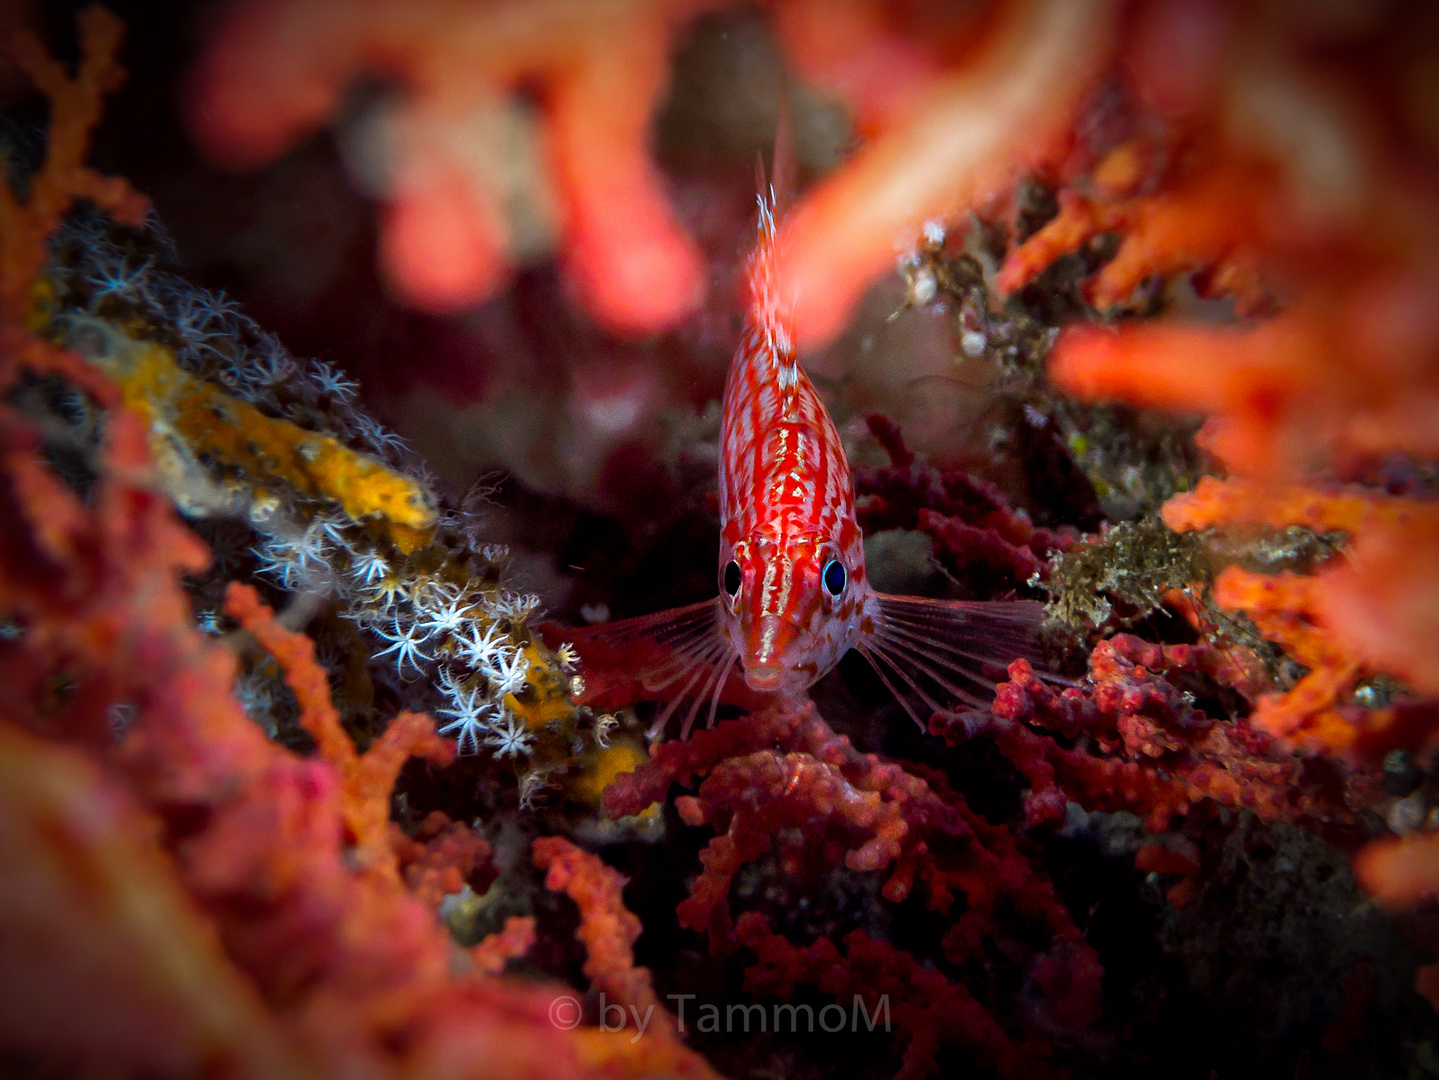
[743,664,785,692]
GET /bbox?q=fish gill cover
[0,2,1436,1079]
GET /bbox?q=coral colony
[0,3,1437,1079]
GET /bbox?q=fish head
[719,531,867,696]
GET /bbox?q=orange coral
[1051,300,1439,482]
[470,916,536,976]
[187,0,719,332]
[0,5,145,405]
[1034,6,1439,480]
[0,723,306,1077]
[1159,479,1439,755]
[1209,567,1369,755]
[776,0,1119,347]
[225,582,454,881]
[0,5,147,325]
[1354,832,1439,907]
[532,835,671,1033]
[997,137,1273,315]
[1001,3,1439,906]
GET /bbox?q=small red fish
[581,162,1040,736]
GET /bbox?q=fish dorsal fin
[770,88,796,216]
[750,89,799,416]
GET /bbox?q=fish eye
[822,559,846,597]
[723,559,742,598]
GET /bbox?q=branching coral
[1168,479,1439,735]
[391,810,497,910]
[0,358,600,1075]
[977,3,1439,910]
[187,0,721,331]
[0,6,148,325]
[773,0,1120,347]
[996,138,1273,317]
[854,415,1077,592]
[0,10,717,1078]
[604,699,1101,1078]
[532,838,728,1077]
[533,836,672,1033]
[934,634,1380,836]
[224,581,455,879]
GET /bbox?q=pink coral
[391,810,497,911]
[605,698,1100,1077]
[972,0,1439,909]
[187,0,718,331]
[774,0,1120,347]
[940,637,1382,835]
[855,415,1078,590]
[532,835,669,1031]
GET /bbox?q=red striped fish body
[573,189,1041,737]
[715,195,871,698]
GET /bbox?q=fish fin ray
[862,593,1043,727]
[568,599,742,739]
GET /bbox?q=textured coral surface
[2,2,1438,1079]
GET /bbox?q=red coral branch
[471,916,537,977]
[0,5,148,325]
[605,698,1099,1069]
[391,810,496,911]
[224,582,454,881]
[674,748,910,951]
[941,637,1381,834]
[532,835,670,1033]
[736,912,1068,1080]
[855,416,1077,591]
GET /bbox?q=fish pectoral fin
[858,592,1044,728]
[565,597,740,738]
[567,598,722,680]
